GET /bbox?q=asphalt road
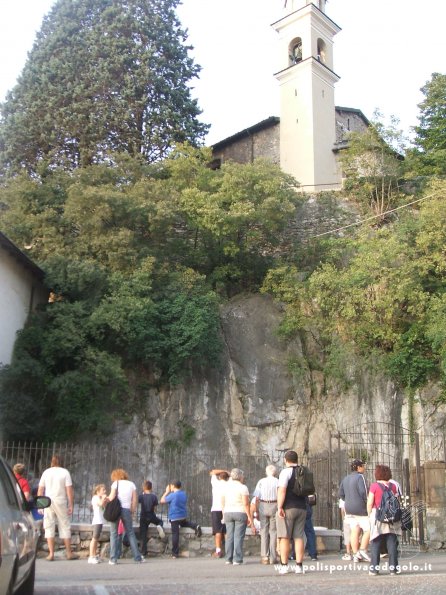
[34,551,446,594]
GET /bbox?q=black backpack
[291,465,315,497]
[375,483,402,524]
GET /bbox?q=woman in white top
[221,468,254,565]
[107,468,144,564]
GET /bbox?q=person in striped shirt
[254,465,279,565]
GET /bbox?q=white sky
[1,1,445,145]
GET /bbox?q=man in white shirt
[254,465,279,565]
[38,454,76,560]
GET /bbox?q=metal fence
[1,423,443,543]
[310,423,442,546]
[0,441,268,526]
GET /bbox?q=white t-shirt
[91,494,104,525]
[39,466,72,502]
[111,479,136,509]
[278,466,296,488]
[211,475,228,512]
[222,479,249,513]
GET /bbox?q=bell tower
[273,1,341,191]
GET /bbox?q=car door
[0,459,35,593]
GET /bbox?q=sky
[0,0,445,145]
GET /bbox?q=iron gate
[308,422,428,546]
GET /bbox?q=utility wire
[306,192,437,240]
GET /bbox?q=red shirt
[370,481,397,509]
[16,475,31,496]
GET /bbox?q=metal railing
[0,441,268,526]
[2,424,442,543]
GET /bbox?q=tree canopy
[411,72,446,175]
[263,180,446,414]
[0,150,298,440]
[0,0,207,174]
[338,112,406,218]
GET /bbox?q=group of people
[13,452,404,575]
[15,455,200,564]
[339,458,403,576]
[209,451,318,572]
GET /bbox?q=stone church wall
[212,123,280,165]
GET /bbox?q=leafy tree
[0,0,207,174]
[263,181,446,397]
[339,112,406,218]
[167,147,299,293]
[411,73,446,175]
[0,149,299,439]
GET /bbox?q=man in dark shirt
[339,459,370,562]
[139,480,165,556]
[276,450,307,575]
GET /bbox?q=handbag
[103,481,122,522]
[307,494,317,507]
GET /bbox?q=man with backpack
[339,459,371,562]
[275,450,308,575]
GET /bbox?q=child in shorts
[88,484,107,563]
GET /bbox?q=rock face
[118,293,444,460]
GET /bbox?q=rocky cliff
[113,292,445,461]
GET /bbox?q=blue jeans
[304,504,317,558]
[110,508,142,562]
[223,512,247,564]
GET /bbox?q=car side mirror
[25,496,51,511]
[34,496,51,509]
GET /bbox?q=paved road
[35,552,446,594]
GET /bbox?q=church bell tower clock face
[274,0,341,191]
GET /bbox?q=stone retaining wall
[37,524,342,559]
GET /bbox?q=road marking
[93,586,109,595]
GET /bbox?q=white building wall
[0,248,47,366]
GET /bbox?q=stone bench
[38,523,342,559]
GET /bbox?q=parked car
[0,455,50,595]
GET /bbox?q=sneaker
[156,525,166,539]
[233,561,243,565]
[278,564,291,575]
[261,557,270,565]
[353,552,363,562]
[359,550,371,562]
[195,525,202,538]
[295,563,305,574]
[342,553,352,560]
[88,557,99,564]
[390,567,402,575]
[311,556,318,561]
[109,560,117,565]
[369,570,379,576]
[135,557,146,563]
[225,560,232,565]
